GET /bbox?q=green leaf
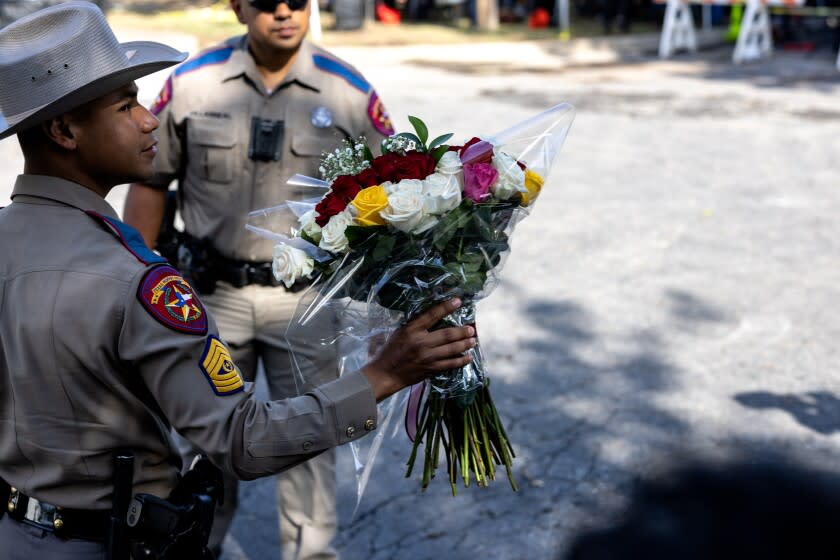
[300,230,318,246]
[344,225,382,247]
[395,132,424,151]
[371,235,396,262]
[429,133,454,150]
[443,262,466,279]
[432,206,467,251]
[408,116,429,146]
[431,145,449,164]
[363,144,374,162]
[380,138,391,155]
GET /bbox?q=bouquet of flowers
[247,104,574,496]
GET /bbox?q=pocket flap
[189,117,236,148]
[291,133,327,157]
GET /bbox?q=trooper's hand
[362,299,476,402]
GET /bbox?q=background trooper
[123,0,395,557]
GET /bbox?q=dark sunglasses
[248,0,309,11]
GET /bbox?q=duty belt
[214,256,310,292]
[1,477,110,541]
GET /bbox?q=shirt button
[364,419,376,431]
[302,441,313,451]
[346,426,356,438]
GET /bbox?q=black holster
[127,456,223,560]
[155,191,217,295]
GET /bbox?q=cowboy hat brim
[0,40,186,140]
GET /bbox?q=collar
[10,175,120,220]
[222,36,320,93]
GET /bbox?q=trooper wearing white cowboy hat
[0,2,475,558]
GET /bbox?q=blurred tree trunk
[475,0,499,29]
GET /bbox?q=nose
[273,1,292,18]
[138,105,160,133]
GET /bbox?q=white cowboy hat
[0,1,187,139]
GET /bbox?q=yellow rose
[351,185,388,226]
[520,170,544,207]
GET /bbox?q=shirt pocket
[290,132,328,159]
[187,117,237,184]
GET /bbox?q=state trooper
[0,3,475,559]
[122,0,397,558]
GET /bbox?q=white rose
[272,244,314,289]
[436,151,463,175]
[318,209,353,253]
[492,149,526,201]
[384,178,424,195]
[381,189,438,233]
[297,209,322,243]
[423,172,462,215]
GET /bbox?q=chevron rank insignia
[137,265,208,335]
[200,335,245,396]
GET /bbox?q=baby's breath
[319,136,370,182]
[382,134,417,154]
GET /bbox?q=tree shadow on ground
[734,390,840,435]
[333,283,728,560]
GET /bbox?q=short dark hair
[564,460,840,560]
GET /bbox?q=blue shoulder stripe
[312,54,370,93]
[85,211,167,266]
[175,46,234,77]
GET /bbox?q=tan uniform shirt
[147,37,394,261]
[0,175,378,510]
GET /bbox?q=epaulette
[85,210,166,266]
[312,53,370,94]
[174,46,234,78]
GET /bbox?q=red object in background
[782,41,815,52]
[528,7,550,28]
[376,3,401,24]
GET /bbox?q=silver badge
[310,106,333,129]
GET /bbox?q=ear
[42,115,78,151]
[231,0,247,24]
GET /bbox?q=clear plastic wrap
[246,103,575,501]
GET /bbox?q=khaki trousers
[187,281,339,560]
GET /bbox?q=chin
[271,36,305,51]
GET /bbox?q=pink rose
[463,163,498,203]
[460,140,494,165]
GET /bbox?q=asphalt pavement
[3,26,840,560]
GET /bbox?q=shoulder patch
[174,46,234,78]
[150,75,173,116]
[367,91,394,136]
[137,265,208,335]
[200,335,245,396]
[312,54,370,94]
[85,211,166,266]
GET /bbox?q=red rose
[315,191,348,227]
[356,167,380,188]
[392,151,436,181]
[330,174,362,202]
[371,153,401,183]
